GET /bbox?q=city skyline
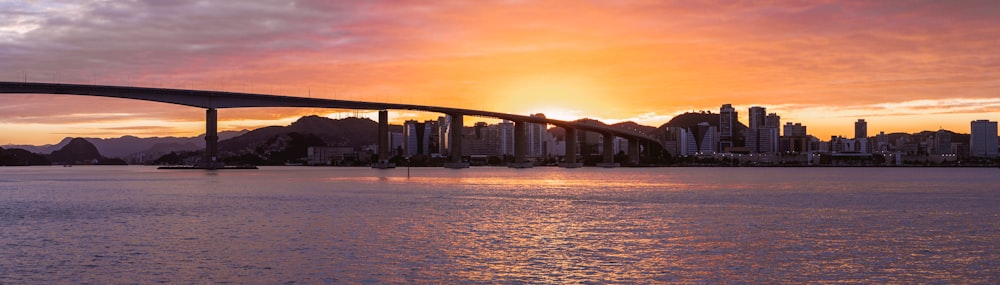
[3,1,1000,144]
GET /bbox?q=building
[307,146,356,165]
[765,113,780,129]
[466,122,501,156]
[780,122,810,153]
[719,104,738,151]
[389,131,404,156]
[497,120,514,156]
[933,130,952,155]
[875,131,889,152]
[438,116,451,154]
[745,106,778,153]
[663,123,718,156]
[526,114,548,157]
[970,120,998,158]
[748,106,766,129]
[855,119,867,140]
[403,119,440,157]
[783,122,806,137]
[826,136,867,153]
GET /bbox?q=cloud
[2,0,999,143]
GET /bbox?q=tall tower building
[746,106,777,153]
[748,106,766,129]
[970,120,998,158]
[719,104,737,151]
[527,114,548,157]
[765,113,781,132]
[855,119,868,140]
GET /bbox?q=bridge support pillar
[509,121,532,168]
[202,108,222,170]
[628,138,640,166]
[372,109,394,169]
[597,133,619,168]
[444,114,469,169]
[560,127,582,168]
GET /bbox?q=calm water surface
[1,166,998,283]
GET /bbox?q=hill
[218,115,377,153]
[2,130,247,159]
[0,147,51,166]
[47,138,126,165]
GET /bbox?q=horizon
[3,1,999,144]
[2,111,985,148]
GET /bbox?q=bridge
[0,81,662,169]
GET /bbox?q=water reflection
[0,166,997,283]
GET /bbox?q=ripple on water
[0,166,998,283]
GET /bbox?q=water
[1,166,997,284]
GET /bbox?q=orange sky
[2,0,999,145]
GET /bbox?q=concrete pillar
[598,132,619,168]
[510,121,532,168]
[560,127,581,168]
[628,138,640,166]
[204,108,219,169]
[444,114,469,168]
[377,110,389,161]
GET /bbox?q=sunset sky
[2,0,999,145]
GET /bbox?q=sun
[494,74,608,120]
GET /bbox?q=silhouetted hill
[49,138,103,164]
[611,121,658,135]
[218,116,377,154]
[2,130,247,159]
[904,130,970,145]
[658,112,748,137]
[0,147,51,166]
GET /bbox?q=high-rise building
[934,130,952,155]
[438,115,451,154]
[403,119,440,156]
[779,122,809,153]
[497,120,514,156]
[746,106,778,153]
[748,106,766,129]
[527,114,548,157]
[970,120,998,158]
[783,122,807,137]
[855,119,867,140]
[765,113,780,130]
[719,104,737,151]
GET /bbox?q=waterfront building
[497,120,514,156]
[465,122,500,156]
[403,119,440,157]
[745,106,778,153]
[719,104,738,151]
[389,132,404,156]
[783,122,806,137]
[307,146,356,165]
[827,136,867,153]
[663,123,718,156]
[876,131,889,152]
[970,120,999,158]
[855,119,867,140]
[779,122,810,153]
[527,114,548,157]
[933,129,952,155]
[438,115,451,154]
[748,106,766,129]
